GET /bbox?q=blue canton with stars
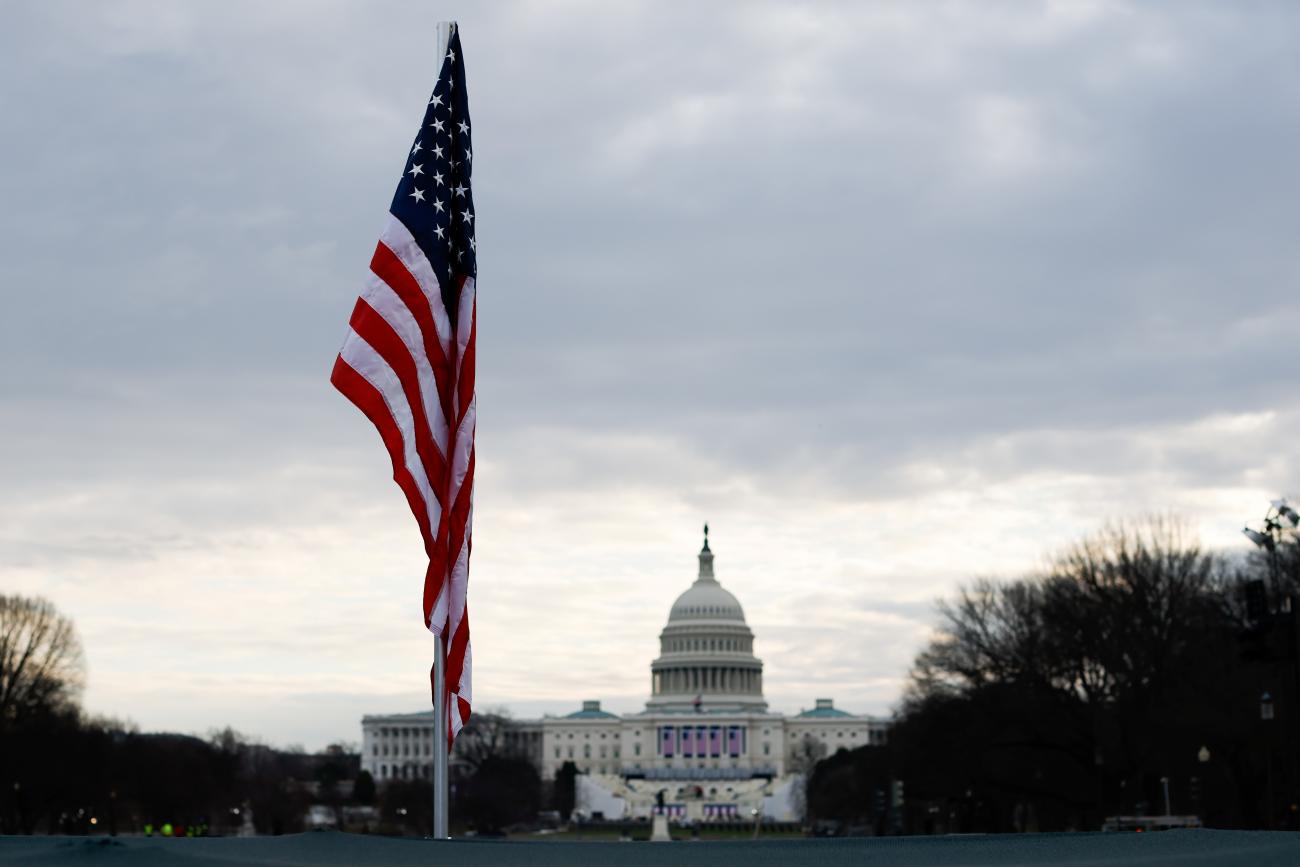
[390,25,476,322]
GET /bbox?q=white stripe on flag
[359,273,451,455]
[338,334,442,532]
[379,218,454,360]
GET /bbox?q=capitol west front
[361,530,889,820]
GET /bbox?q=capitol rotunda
[647,528,767,713]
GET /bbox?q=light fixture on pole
[1243,527,1275,551]
[1271,499,1300,528]
[1242,498,1300,552]
[1242,498,1298,601]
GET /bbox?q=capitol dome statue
[646,526,767,713]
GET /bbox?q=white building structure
[361,529,889,821]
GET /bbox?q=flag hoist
[330,21,476,838]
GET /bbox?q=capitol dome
[646,527,767,713]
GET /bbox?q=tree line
[806,516,1300,833]
[0,593,546,835]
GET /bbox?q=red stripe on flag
[370,242,456,434]
[329,357,436,560]
[447,607,471,689]
[446,607,471,744]
[348,298,449,490]
[456,298,476,424]
[445,448,475,596]
[423,554,449,634]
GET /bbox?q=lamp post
[1262,691,1276,829]
[1243,500,1298,829]
[1195,746,1210,824]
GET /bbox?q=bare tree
[1037,516,1219,706]
[452,707,516,772]
[908,577,1050,704]
[787,733,829,774]
[908,517,1220,710]
[0,595,85,730]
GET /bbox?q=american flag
[331,24,476,747]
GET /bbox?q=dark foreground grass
[2,829,1300,866]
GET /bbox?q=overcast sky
[3,0,1299,750]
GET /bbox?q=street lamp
[1243,528,1275,551]
[1243,498,1298,594]
[1261,691,1276,829]
[1274,500,1300,528]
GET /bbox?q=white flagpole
[433,634,449,838]
[431,19,455,842]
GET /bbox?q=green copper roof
[795,706,853,718]
[564,708,620,720]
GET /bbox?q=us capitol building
[361,529,890,821]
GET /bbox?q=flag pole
[433,633,449,838]
[430,19,455,843]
